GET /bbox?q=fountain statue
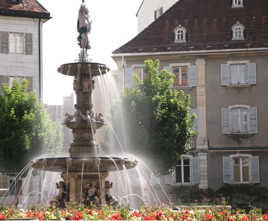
[31,0,137,207]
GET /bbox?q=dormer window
[174,25,186,43]
[232,21,245,40]
[6,0,21,4]
[232,0,244,8]
[154,7,163,20]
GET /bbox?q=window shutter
[164,66,173,87]
[0,32,9,54]
[163,173,175,185]
[223,156,233,184]
[247,63,256,85]
[191,157,200,185]
[249,107,258,134]
[124,67,135,88]
[25,77,33,92]
[25,33,33,55]
[220,64,230,86]
[221,107,230,134]
[250,156,260,184]
[190,108,198,131]
[188,65,198,87]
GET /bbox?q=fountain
[31,0,137,207]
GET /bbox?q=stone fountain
[31,1,137,206]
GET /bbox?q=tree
[107,60,195,172]
[0,79,63,171]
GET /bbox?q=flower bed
[0,206,267,220]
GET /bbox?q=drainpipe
[38,18,42,101]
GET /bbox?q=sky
[38,0,143,105]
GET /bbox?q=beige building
[113,0,268,190]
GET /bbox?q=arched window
[232,22,245,40]
[174,25,186,43]
[232,0,244,8]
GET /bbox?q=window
[232,0,243,8]
[154,7,163,20]
[223,155,260,184]
[221,62,256,86]
[174,25,186,43]
[232,22,245,40]
[221,106,258,135]
[133,66,146,82]
[233,157,249,183]
[176,157,191,184]
[231,106,248,133]
[172,65,188,86]
[9,33,24,54]
[8,76,23,88]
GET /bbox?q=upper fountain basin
[58,62,110,77]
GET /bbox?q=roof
[114,0,268,55]
[0,0,50,19]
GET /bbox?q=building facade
[0,0,50,99]
[113,0,268,190]
[136,0,178,33]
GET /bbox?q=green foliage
[108,60,195,172]
[0,79,63,171]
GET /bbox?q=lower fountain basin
[31,156,137,173]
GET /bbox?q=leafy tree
[107,60,195,172]
[0,79,63,171]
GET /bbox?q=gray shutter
[0,75,9,95]
[0,32,9,54]
[25,77,33,92]
[163,173,175,185]
[221,108,230,134]
[249,107,258,134]
[25,33,33,55]
[190,108,198,131]
[188,65,198,87]
[221,64,230,86]
[250,156,260,184]
[247,63,256,85]
[124,67,135,88]
[191,157,200,185]
[223,156,233,184]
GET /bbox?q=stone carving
[77,2,91,50]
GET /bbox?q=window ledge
[174,40,187,44]
[172,183,193,186]
[226,84,251,88]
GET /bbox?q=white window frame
[174,25,187,43]
[232,22,245,40]
[175,155,193,185]
[132,65,145,82]
[230,154,252,184]
[229,105,250,134]
[227,60,249,86]
[169,63,191,87]
[232,0,244,8]
[8,32,25,54]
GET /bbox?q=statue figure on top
[77,0,92,51]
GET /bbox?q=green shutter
[221,108,230,134]
[192,157,200,185]
[188,65,198,87]
[0,32,9,54]
[223,156,233,184]
[124,67,135,88]
[250,156,260,184]
[220,64,230,86]
[25,33,33,55]
[249,107,258,134]
[248,63,256,85]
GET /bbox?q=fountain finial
[77,0,91,61]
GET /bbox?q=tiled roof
[113,0,268,54]
[0,0,50,19]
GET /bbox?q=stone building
[113,0,268,190]
[0,0,50,200]
[0,0,50,99]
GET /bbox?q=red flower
[131,210,142,217]
[242,215,249,221]
[155,211,163,220]
[110,212,123,220]
[0,214,5,220]
[144,216,155,220]
[205,213,213,220]
[263,214,268,220]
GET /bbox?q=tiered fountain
[31,1,137,206]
